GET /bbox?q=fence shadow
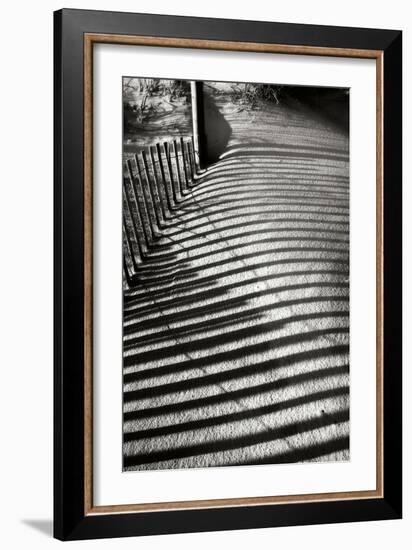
[122,114,350,472]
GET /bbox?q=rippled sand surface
[123,92,350,471]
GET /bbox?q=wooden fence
[123,136,197,287]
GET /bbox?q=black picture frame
[54,8,402,541]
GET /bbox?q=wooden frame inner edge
[83,33,384,515]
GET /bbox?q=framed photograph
[54,8,402,541]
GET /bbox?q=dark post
[186,140,195,184]
[180,137,189,192]
[190,81,206,171]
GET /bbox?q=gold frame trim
[84,33,384,515]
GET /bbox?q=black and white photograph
[122,77,350,472]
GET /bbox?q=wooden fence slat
[149,146,171,222]
[142,149,165,227]
[139,151,163,230]
[163,142,178,206]
[122,216,139,272]
[133,155,161,241]
[180,137,189,192]
[123,176,146,259]
[155,143,174,212]
[172,140,184,199]
[126,159,151,249]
